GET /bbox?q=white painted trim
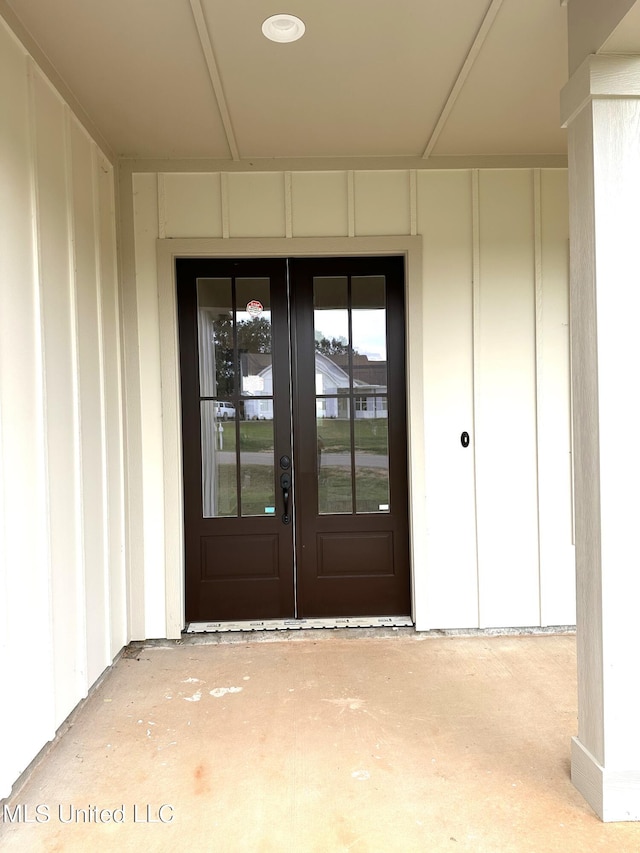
[347,172,355,236]
[64,105,89,692]
[156,235,424,638]
[409,170,417,236]
[572,737,640,822]
[561,54,640,127]
[533,169,544,623]
[157,173,166,239]
[471,170,481,628]
[122,155,569,175]
[284,172,293,238]
[220,172,230,238]
[90,141,113,665]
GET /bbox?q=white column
[561,55,640,822]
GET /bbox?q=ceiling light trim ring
[262,14,306,43]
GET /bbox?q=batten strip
[285,172,293,238]
[533,168,544,624]
[471,169,482,627]
[347,171,355,237]
[189,0,240,161]
[220,172,230,238]
[422,0,505,159]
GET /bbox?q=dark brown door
[177,256,410,623]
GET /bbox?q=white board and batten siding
[129,166,574,637]
[0,18,125,799]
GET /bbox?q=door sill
[186,616,413,633]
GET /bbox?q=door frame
[157,236,424,638]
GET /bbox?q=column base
[572,737,640,822]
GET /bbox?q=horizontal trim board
[121,155,568,174]
[187,616,414,633]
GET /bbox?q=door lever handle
[280,472,291,524]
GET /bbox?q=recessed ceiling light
[262,14,305,43]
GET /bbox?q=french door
[177,256,410,623]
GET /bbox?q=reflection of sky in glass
[353,310,386,361]
[237,310,271,324]
[314,309,348,344]
[315,310,386,361]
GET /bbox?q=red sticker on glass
[246,300,263,316]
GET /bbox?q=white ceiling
[5,0,568,161]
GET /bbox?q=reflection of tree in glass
[212,317,272,398]
[315,337,351,355]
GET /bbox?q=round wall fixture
[262,14,306,43]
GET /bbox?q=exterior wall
[0,19,126,798]
[123,165,574,635]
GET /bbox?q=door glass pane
[352,276,387,389]
[317,399,352,514]
[313,277,349,394]
[201,400,237,517]
[197,278,234,398]
[236,278,273,397]
[354,400,390,513]
[240,418,276,516]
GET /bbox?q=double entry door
[177,255,410,623]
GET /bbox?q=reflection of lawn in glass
[317,418,388,454]
[217,420,274,453]
[213,463,275,517]
[319,466,389,514]
[216,417,387,455]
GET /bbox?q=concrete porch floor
[1,631,639,852]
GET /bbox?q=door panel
[177,255,410,623]
[291,257,410,618]
[177,258,294,622]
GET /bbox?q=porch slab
[1,632,639,852]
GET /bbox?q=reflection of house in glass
[240,351,387,420]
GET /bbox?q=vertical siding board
[63,106,89,694]
[227,172,286,237]
[31,70,86,724]
[418,170,478,627]
[27,60,57,737]
[290,171,349,236]
[131,172,166,638]
[163,172,223,238]
[475,170,540,628]
[354,171,411,236]
[0,26,53,794]
[98,156,128,655]
[121,172,146,640]
[69,119,110,683]
[539,169,575,625]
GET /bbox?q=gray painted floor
[1,632,639,852]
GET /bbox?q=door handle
[280,472,291,524]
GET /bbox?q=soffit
[5,0,569,161]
